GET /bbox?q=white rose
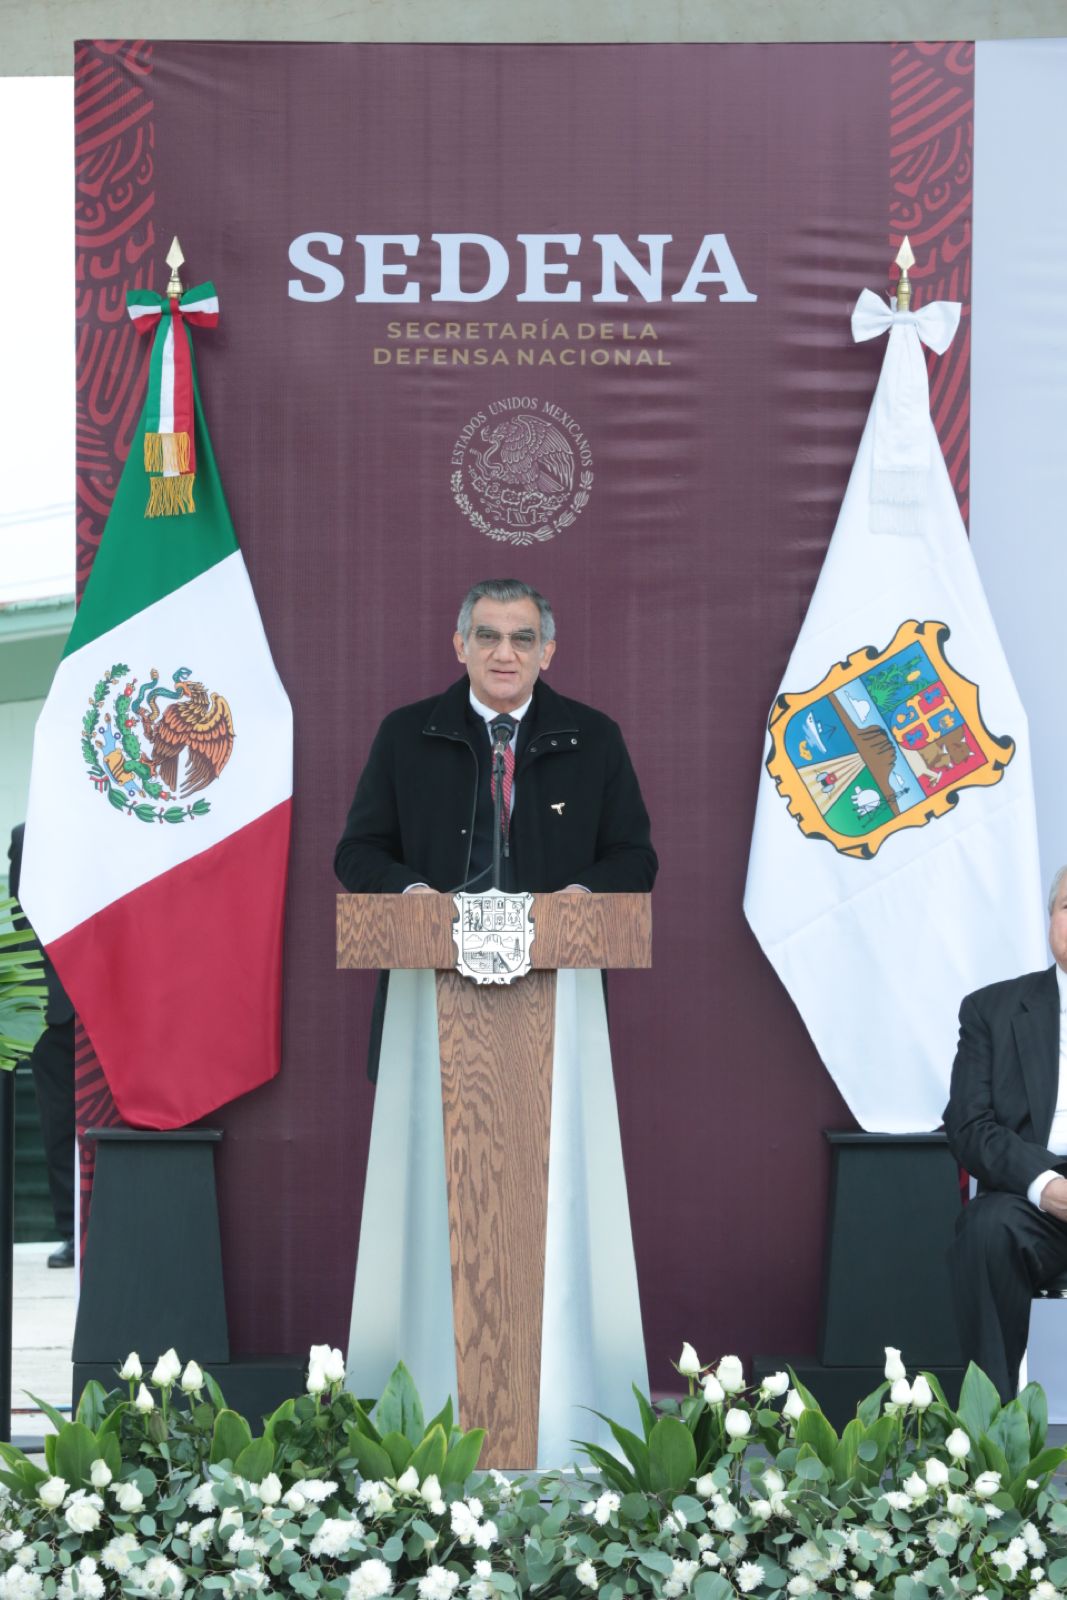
[946,1492,970,1517]
[65,1497,102,1534]
[717,1354,745,1394]
[113,1481,145,1514]
[946,1428,971,1460]
[694,1473,716,1497]
[890,1378,913,1407]
[975,1471,1002,1497]
[323,1346,346,1384]
[256,1473,282,1506]
[783,1389,805,1421]
[134,1383,155,1413]
[911,1374,934,1409]
[678,1342,701,1377]
[712,1501,737,1530]
[90,1459,112,1489]
[151,1347,181,1387]
[283,1488,306,1512]
[725,1407,751,1439]
[884,1347,907,1382]
[702,1374,725,1406]
[306,1362,328,1396]
[904,1472,928,1502]
[117,1353,142,1382]
[760,1372,789,1399]
[925,1457,950,1487]
[396,1466,419,1493]
[180,1360,204,1394]
[884,1491,911,1510]
[39,1475,69,1510]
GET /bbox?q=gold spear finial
[165,236,185,299]
[894,236,915,312]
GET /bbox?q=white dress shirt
[1027,964,1067,1209]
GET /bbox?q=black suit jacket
[335,676,657,895]
[7,824,74,1028]
[942,967,1063,1196]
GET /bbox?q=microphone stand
[490,721,511,890]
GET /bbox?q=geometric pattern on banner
[890,40,974,521]
[74,38,157,1251]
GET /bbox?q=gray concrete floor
[11,1240,75,1451]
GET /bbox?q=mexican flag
[18,283,292,1129]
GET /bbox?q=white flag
[744,289,1046,1131]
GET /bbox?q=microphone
[489,715,515,885]
[490,715,514,750]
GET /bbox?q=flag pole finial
[165,236,185,300]
[894,236,915,311]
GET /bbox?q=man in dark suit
[7,825,76,1268]
[943,865,1067,1400]
[335,578,657,898]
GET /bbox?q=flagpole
[894,235,915,311]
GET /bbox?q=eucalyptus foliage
[2,1342,1067,1600]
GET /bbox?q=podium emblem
[452,890,535,984]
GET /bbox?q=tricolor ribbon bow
[127,283,220,517]
[850,287,961,535]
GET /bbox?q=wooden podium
[337,892,651,1466]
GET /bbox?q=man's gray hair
[1049,866,1067,916]
[456,579,555,643]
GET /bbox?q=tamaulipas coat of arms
[765,620,1014,859]
[452,890,535,983]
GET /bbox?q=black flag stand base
[755,1132,966,1429]
[72,1129,304,1419]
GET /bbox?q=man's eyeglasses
[470,627,540,653]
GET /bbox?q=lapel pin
[551,802,565,815]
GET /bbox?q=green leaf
[795,1408,838,1467]
[638,1550,675,1577]
[344,1426,394,1483]
[632,1383,656,1442]
[99,1431,122,1478]
[987,1400,1032,1481]
[43,1434,56,1473]
[210,1409,253,1466]
[75,1381,108,1431]
[795,1450,826,1479]
[1047,1558,1067,1588]
[1018,1382,1049,1456]
[977,1432,1010,1481]
[673,1493,706,1522]
[234,1437,275,1481]
[54,1422,100,1489]
[590,1410,650,1491]
[856,1381,889,1427]
[648,1414,697,1494]
[409,1423,448,1481]
[204,1373,227,1411]
[375,1360,425,1446]
[441,1427,485,1486]
[26,1390,67,1436]
[379,1429,413,1474]
[957,1364,1001,1440]
[424,1396,453,1443]
[263,1398,296,1443]
[694,1575,735,1600]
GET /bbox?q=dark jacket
[942,967,1064,1196]
[7,824,74,1027]
[335,676,657,895]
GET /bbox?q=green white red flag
[18,283,292,1129]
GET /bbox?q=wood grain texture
[436,969,556,1469]
[336,893,652,970]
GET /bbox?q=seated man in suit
[943,865,1067,1400]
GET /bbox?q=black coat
[942,967,1064,1196]
[7,824,74,1027]
[335,676,657,895]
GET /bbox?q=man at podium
[335,578,657,898]
[335,579,656,1467]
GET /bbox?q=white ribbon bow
[851,288,962,535]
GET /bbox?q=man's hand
[1039,1176,1067,1221]
[555,885,589,895]
[406,884,436,895]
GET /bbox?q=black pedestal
[73,1128,229,1365]
[756,1131,965,1430]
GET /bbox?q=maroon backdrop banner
[73,40,973,1386]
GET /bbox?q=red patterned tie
[490,721,517,833]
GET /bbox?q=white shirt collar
[468,689,531,727]
[1057,963,1067,1013]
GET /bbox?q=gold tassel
[143,432,191,474]
[145,473,196,517]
